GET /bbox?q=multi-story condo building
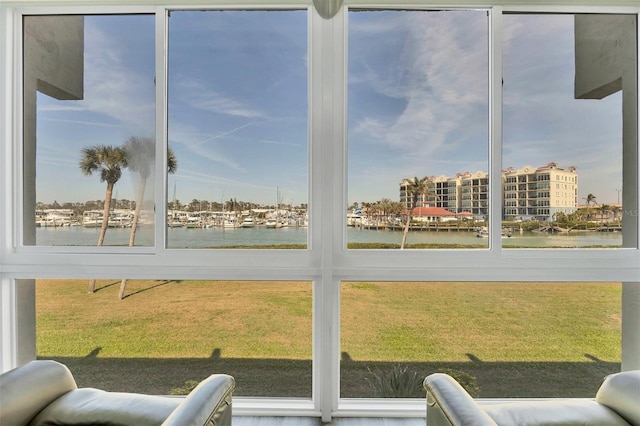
[400,162,578,221]
[503,162,578,220]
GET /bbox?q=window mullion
[489,6,503,252]
[155,7,168,254]
[310,3,348,421]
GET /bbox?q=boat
[223,218,238,228]
[476,227,512,238]
[36,215,71,227]
[184,217,202,228]
[265,218,277,228]
[241,217,255,228]
[265,217,285,229]
[266,187,285,229]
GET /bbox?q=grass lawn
[36,279,620,398]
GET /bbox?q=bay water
[35,225,623,248]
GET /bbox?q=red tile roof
[411,207,455,216]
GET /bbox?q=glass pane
[340,281,621,398]
[502,14,637,248]
[23,15,156,247]
[36,279,312,398]
[347,10,489,249]
[167,10,308,249]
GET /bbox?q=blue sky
[34,10,625,208]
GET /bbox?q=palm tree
[118,138,177,299]
[79,145,128,293]
[583,193,597,220]
[400,176,431,249]
[599,204,611,224]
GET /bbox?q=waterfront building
[410,206,457,223]
[400,162,577,221]
[503,162,578,221]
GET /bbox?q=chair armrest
[424,373,497,426]
[0,360,78,426]
[596,370,640,425]
[162,374,235,426]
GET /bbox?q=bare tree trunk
[120,179,147,299]
[118,280,126,300]
[401,213,412,250]
[128,179,146,246]
[97,183,113,246]
[88,182,114,294]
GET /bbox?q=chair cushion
[29,388,181,426]
[483,399,631,426]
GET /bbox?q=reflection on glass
[36,279,312,397]
[167,10,308,249]
[23,15,156,246]
[502,14,636,249]
[340,281,621,398]
[347,10,489,249]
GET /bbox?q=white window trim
[1,1,639,422]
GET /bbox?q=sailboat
[266,187,285,228]
[168,182,182,227]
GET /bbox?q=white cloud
[177,78,264,118]
[39,117,126,128]
[169,122,246,173]
[79,22,155,134]
[352,11,489,160]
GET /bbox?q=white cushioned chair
[0,360,235,426]
[423,370,640,426]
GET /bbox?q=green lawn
[36,279,621,398]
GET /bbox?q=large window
[23,14,156,247]
[36,279,313,397]
[347,10,489,249]
[502,13,636,249]
[2,2,638,422]
[166,10,309,249]
[341,281,621,398]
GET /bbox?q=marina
[34,224,624,248]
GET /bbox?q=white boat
[266,187,286,229]
[265,217,285,229]
[476,227,512,238]
[36,215,71,227]
[223,218,238,228]
[265,218,277,228]
[185,217,202,228]
[82,219,102,228]
[241,217,255,228]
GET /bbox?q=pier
[533,225,569,233]
[359,223,478,232]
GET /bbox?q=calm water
[35,225,624,248]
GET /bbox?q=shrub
[367,364,426,398]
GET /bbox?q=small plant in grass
[437,368,480,397]
[168,379,199,395]
[367,364,426,397]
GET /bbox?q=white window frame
[1,0,639,422]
